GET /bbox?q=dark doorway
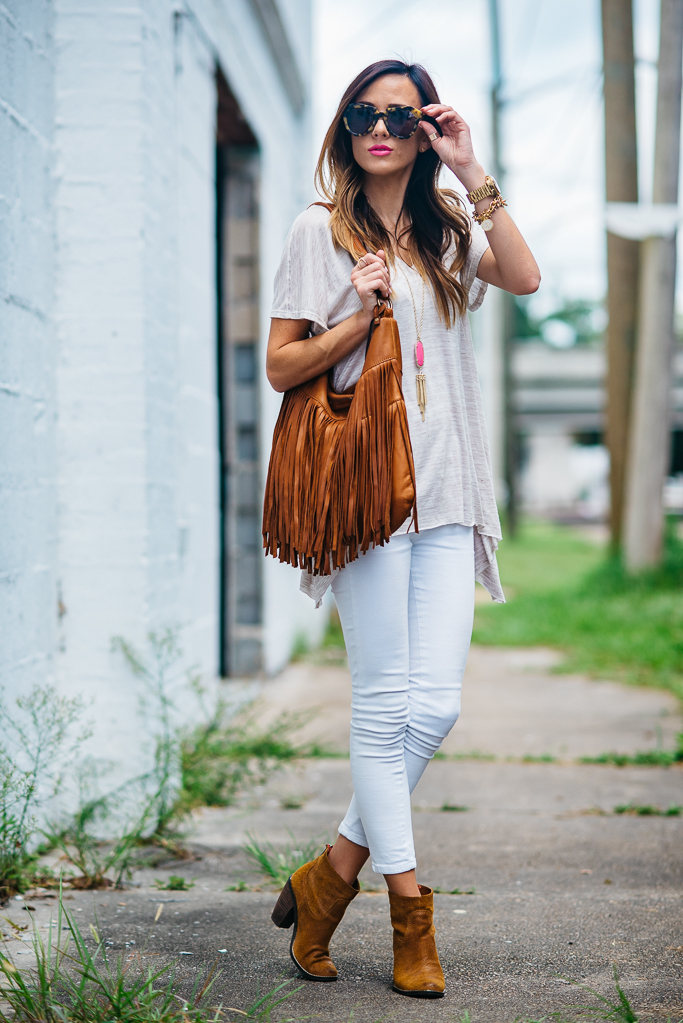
[216,69,262,676]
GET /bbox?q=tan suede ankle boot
[389,885,445,998]
[271,844,359,980]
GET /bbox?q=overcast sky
[312,0,670,318]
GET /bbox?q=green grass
[433,886,476,895]
[613,803,681,816]
[474,518,683,705]
[580,744,683,767]
[242,832,325,888]
[321,608,345,650]
[0,891,300,1022]
[488,518,604,595]
[179,707,323,811]
[153,875,194,891]
[292,608,349,666]
[432,750,497,762]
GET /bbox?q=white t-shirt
[270,203,504,605]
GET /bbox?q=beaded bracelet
[472,195,508,231]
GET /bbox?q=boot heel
[271,878,296,928]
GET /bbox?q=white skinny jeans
[332,523,475,875]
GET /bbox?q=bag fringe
[263,356,417,576]
[262,317,417,577]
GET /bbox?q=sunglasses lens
[344,103,376,135]
[387,107,419,138]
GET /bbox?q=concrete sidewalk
[4,648,682,1021]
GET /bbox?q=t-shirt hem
[394,512,501,541]
[271,307,327,328]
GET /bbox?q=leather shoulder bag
[262,203,418,576]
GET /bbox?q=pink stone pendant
[415,340,424,367]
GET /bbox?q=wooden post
[489,0,518,535]
[601,0,639,549]
[623,0,683,569]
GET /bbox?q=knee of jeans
[350,716,408,754]
[406,702,461,758]
[437,700,461,740]
[428,689,461,731]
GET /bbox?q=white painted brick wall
[2,0,320,796]
[174,13,221,669]
[54,1,155,779]
[0,1,58,694]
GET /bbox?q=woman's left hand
[419,105,483,190]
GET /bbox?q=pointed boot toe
[271,844,359,981]
[389,885,445,998]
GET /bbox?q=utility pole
[488,0,518,536]
[623,0,683,569]
[601,0,640,549]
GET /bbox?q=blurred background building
[511,315,683,524]
[1,0,322,781]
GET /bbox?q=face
[349,74,426,179]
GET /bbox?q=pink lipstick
[369,144,393,154]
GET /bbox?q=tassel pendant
[416,372,427,421]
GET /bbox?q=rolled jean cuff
[370,856,417,875]
[338,821,369,849]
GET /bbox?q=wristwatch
[466,175,501,204]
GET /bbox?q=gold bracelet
[472,195,507,231]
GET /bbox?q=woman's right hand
[350,249,390,316]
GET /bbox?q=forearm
[266,308,372,393]
[456,162,540,295]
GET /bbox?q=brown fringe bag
[262,213,418,576]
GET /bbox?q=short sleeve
[461,221,490,312]
[271,206,351,336]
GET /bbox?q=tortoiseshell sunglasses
[343,102,442,140]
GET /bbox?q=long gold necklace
[398,261,427,421]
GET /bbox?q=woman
[266,59,539,998]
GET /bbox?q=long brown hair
[315,59,471,326]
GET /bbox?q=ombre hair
[315,59,471,326]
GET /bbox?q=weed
[579,742,683,767]
[0,686,88,902]
[432,750,497,762]
[112,630,188,838]
[279,795,306,810]
[179,707,319,811]
[0,891,301,1022]
[154,876,195,890]
[44,630,192,889]
[237,980,303,1021]
[224,880,249,892]
[321,608,345,651]
[522,754,558,763]
[44,763,173,890]
[243,832,324,887]
[45,631,325,890]
[432,887,476,895]
[440,803,469,812]
[292,609,348,666]
[613,803,681,816]
[290,633,310,662]
[299,743,348,759]
[560,964,639,1023]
